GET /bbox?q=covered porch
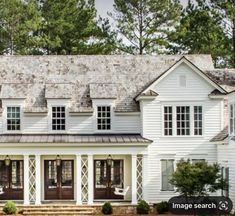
[0,134,151,205]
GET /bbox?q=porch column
[35,155,41,205]
[131,154,137,204]
[23,155,29,205]
[142,154,148,201]
[76,154,82,205]
[88,154,94,204]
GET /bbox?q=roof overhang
[135,56,227,100]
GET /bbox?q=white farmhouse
[0,55,232,206]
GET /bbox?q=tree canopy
[0,0,116,55]
[168,0,231,67]
[170,159,227,197]
[109,0,182,54]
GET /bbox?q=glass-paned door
[94,160,124,199]
[44,160,74,200]
[0,160,23,200]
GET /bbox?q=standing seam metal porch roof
[0,134,152,143]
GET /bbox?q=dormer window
[97,106,111,130]
[7,107,20,131]
[52,106,66,131]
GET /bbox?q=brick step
[23,211,93,215]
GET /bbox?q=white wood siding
[142,62,223,202]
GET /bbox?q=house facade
[0,55,233,205]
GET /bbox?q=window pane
[52,106,66,131]
[194,106,202,135]
[7,107,20,131]
[164,106,173,136]
[176,106,190,135]
[161,160,174,191]
[97,106,111,130]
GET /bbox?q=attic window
[52,106,66,130]
[97,106,111,130]
[179,75,186,87]
[7,107,20,131]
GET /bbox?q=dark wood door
[94,160,124,200]
[0,160,24,200]
[44,160,74,200]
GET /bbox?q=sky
[95,0,190,18]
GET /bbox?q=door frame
[44,160,74,200]
[0,160,24,200]
[94,159,124,200]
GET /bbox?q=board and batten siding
[141,62,223,202]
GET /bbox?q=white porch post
[131,154,137,204]
[142,154,148,201]
[23,155,29,205]
[88,154,94,204]
[35,155,41,205]
[76,154,82,205]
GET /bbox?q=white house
[0,55,232,205]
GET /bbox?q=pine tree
[168,0,231,67]
[108,0,182,54]
[38,0,115,54]
[210,0,235,67]
[0,0,41,55]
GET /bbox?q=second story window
[97,106,111,130]
[52,106,65,131]
[230,104,235,134]
[164,106,173,136]
[163,105,203,136]
[194,106,202,135]
[176,106,190,136]
[7,107,20,131]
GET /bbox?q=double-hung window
[97,106,111,130]
[161,159,174,191]
[221,167,229,197]
[7,107,21,131]
[164,106,173,136]
[176,106,190,136]
[194,106,203,135]
[230,103,235,134]
[164,105,203,136]
[52,106,66,131]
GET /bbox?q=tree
[0,0,41,55]
[170,159,227,197]
[108,0,182,54]
[209,0,235,67]
[168,0,231,67]
[38,0,116,54]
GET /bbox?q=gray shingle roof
[210,126,228,142]
[0,55,223,112]
[0,134,152,144]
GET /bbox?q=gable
[154,62,218,100]
[136,57,226,101]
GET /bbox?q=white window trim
[95,105,113,133]
[4,105,23,133]
[162,103,204,137]
[160,158,175,192]
[49,105,68,134]
[229,103,235,135]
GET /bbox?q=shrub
[3,201,17,215]
[137,200,150,214]
[102,202,113,215]
[156,201,169,214]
